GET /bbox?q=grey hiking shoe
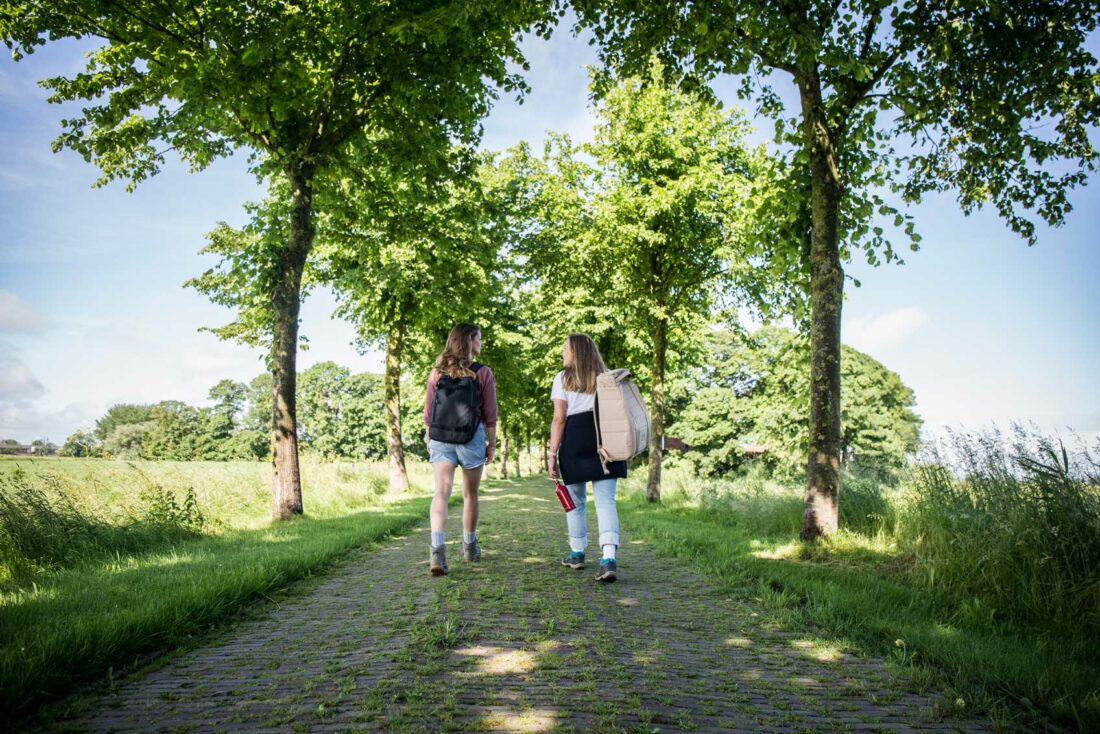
[429,546,449,576]
[595,558,617,583]
[463,538,481,562]
[562,551,586,569]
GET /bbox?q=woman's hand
[486,443,495,464]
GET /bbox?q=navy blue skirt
[559,410,627,485]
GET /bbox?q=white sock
[463,531,477,544]
[570,537,587,553]
[431,531,445,549]
[602,544,616,560]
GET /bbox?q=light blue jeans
[565,478,620,551]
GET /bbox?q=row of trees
[57,328,922,484]
[189,63,795,500]
[6,1,1096,537]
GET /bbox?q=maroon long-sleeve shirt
[423,365,498,429]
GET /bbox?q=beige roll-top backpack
[593,368,650,474]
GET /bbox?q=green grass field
[0,457,435,722]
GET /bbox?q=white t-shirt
[551,370,595,416]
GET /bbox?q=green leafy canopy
[575,1,1100,255]
[2,0,558,187]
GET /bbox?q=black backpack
[428,362,485,444]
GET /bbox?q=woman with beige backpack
[547,333,628,583]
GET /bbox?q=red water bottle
[555,481,577,512]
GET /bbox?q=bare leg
[461,465,483,534]
[431,461,457,534]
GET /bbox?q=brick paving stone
[34,480,992,733]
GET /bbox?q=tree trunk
[514,430,521,477]
[646,317,667,502]
[797,70,844,541]
[271,165,316,520]
[525,428,532,476]
[540,437,548,473]
[500,421,509,479]
[384,319,410,492]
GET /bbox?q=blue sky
[1,23,1097,446]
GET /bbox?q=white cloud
[0,347,59,440]
[844,306,928,354]
[0,290,46,334]
[0,399,100,442]
[0,355,46,402]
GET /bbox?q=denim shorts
[428,423,487,470]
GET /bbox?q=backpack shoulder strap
[469,361,484,373]
[592,381,611,475]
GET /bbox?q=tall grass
[637,463,804,535]
[898,427,1100,633]
[0,467,203,580]
[0,456,434,527]
[0,458,434,585]
[637,460,897,537]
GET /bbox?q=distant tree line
[59,363,428,463]
[668,327,920,482]
[58,327,920,482]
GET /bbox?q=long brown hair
[562,333,607,394]
[433,323,481,379]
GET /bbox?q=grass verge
[0,462,430,724]
[616,489,1099,731]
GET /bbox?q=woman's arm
[481,368,498,463]
[423,369,437,447]
[548,399,567,479]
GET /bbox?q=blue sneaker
[561,551,586,569]
[595,558,617,583]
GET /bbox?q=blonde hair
[434,323,481,379]
[562,333,607,394]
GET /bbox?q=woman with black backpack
[423,323,497,576]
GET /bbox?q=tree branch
[303,35,357,158]
[104,0,191,47]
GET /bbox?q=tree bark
[271,164,315,520]
[646,317,667,502]
[500,420,509,479]
[797,69,844,541]
[514,430,521,477]
[540,437,548,474]
[384,319,410,492]
[525,428,532,476]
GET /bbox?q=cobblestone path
[45,479,990,733]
